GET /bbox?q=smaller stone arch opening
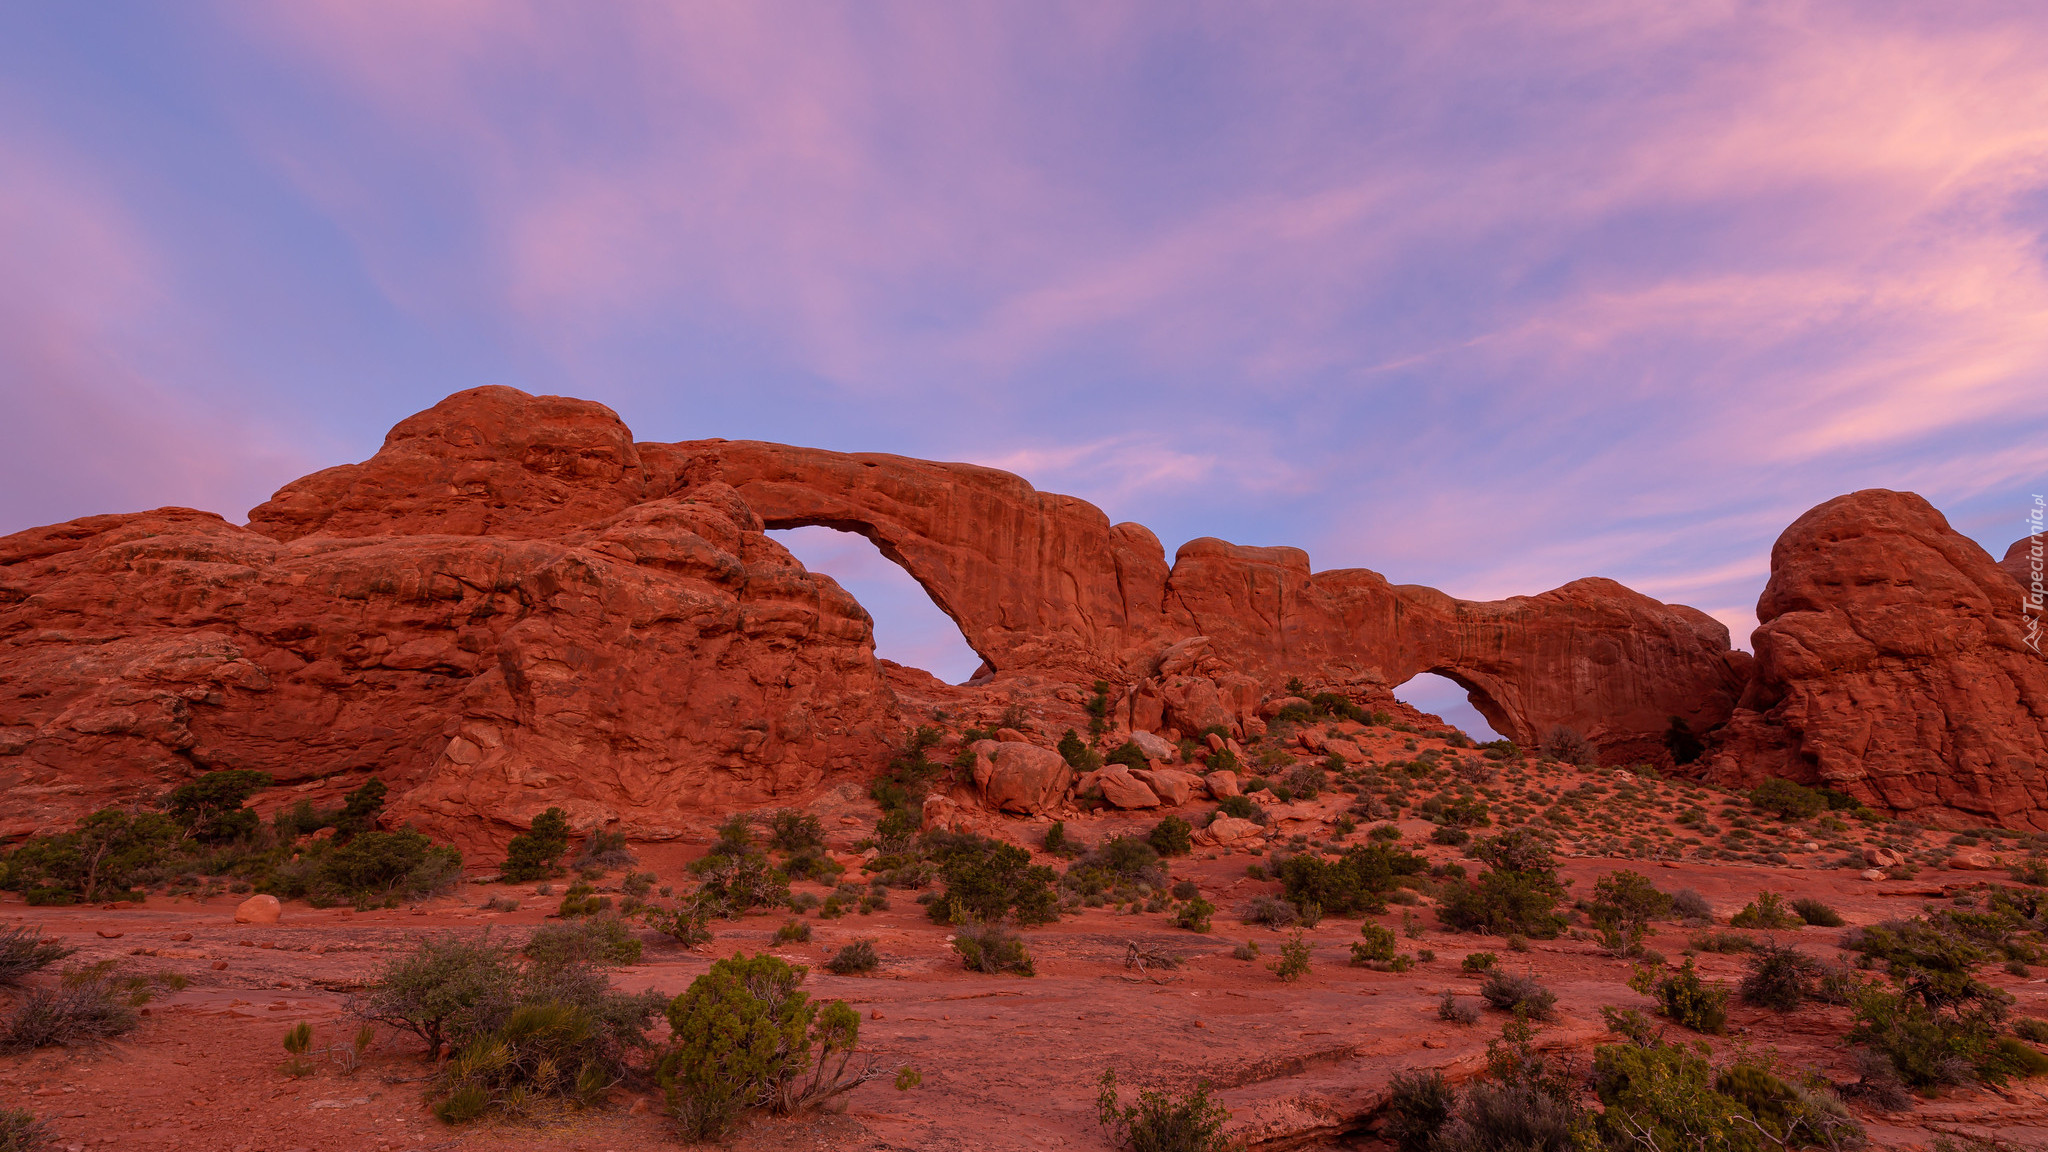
[768,525,986,685]
[1392,670,1511,743]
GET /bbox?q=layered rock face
[0,390,893,849]
[1705,491,2048,828]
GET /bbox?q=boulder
[973,741,1072,815]
[1946,851,2000,871]
[1127,731,1176,763]
[1204,771,1241,799]
[1094,766,1161,809]
[234,894,281,924]
[1133,769,1202,806]
[1204,816,1263,844]
[1860,869,1888,881]
[1706,490,2048,829]
[1863,846,1902,868]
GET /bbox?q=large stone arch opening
[1392,667,1519,744]
[768,524,989,685]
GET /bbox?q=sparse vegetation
[1477,968,1557,1021]
[1730,890,1801,930]
[0,927,72,986]
[825,940,880,975]
[0,962,141,1052]
[953,921,1035,976]
[501,808,571,882]
[1095,1068,1231,1152]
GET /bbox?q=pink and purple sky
[5,3,2046,734]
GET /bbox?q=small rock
[212,961,229,970]
[96,930,122,939]
[1860,869,1888,881]
[1422,1039,1447,1049]
[234,894,281,924]
[172,932,193,942]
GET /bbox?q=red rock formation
[1705,490,2048,828]
[1,384,1757,847]
[680,444,1749,758]
[0,390,893,849]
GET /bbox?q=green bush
[1730,890,1801,930]
[570,828,636,872]
[1462,951,1498,974]
[556,882,611,918]
[315,829,462,909]
[1352,923,1397,965]
[0,1106,55,1152]
[1094,1068,1231,1152]
[1739,942,1821,1012]
[1275,842,1423,916]
[1749,778,1826,820]
[766,810,825,854]
[1042,821,1080,858]
[1146,817,1194,858]
[1174,896,1216,934]
[0,809,183,903]
[1588,869,1674,957]
[166,769,272,842]
[925,833,1059,926]
[1212,794,1264,822]
[1478,969,1557,1021]
[1848,979,2010,1089]
[1651,958,1729,1034]
[824,940,879,975]
[1057,728,1104,772]
[524,916,642,968]
[501,808,571,882]
[0,927,72,986]
[1268,931,1311,981]
[1790,897,1843,927]
[644,906,712,950]
[1433,1077,1578,1152]
[871,726,945,814]
[355,933,523,1053]
[774,918,811,945]
[687,851,791,919]
[1985,1036,2048,1080]
[953,922,1034,976]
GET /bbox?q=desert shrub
[926,832,1059,926]
[1438,991,1480,1025]
[1589,869,1674,957]
[1057,728,1104,772]
[1439,868,1567,939]
[0,808,184,903]
[569,828,636,873]
[774,918,811,945]
[1352,923,1398,965]
[308,829,462,910]
[0,963,141,1052]
[1104,741,1149,771]
[1269,930,1312,981]
[1740,941,1822,1011]
[766,810,825,854]
[524,916,642,968]
[1211,794,1266,824]
[1430,825,1471,847]
[688,852,791,919]
[645,906,712,950]
[1689,929,1755,954]
[1985,1035,2048,1081]
[2016,1017,2048,1045]
[953,922,1034,975]
[1539,726,1594,766]
[1848,975,2011,1088]
[0,927,72,986]
[1670,888,1712,923]
[1649,958,1729,1034]
[824,940,879,975]
[871,726,946,814]
[1240,895,1299,929]
[1147,817,1194,858]
[1790,897,1843,927]
[1284,762,1326,801]
[1478,969,1557,1021]
[481,894,521,912]
[1434,1077,1578,1152]
[1462,951,1498,974]
[1174,896,1216,933]
[2009,856,2048,887]
[500,808,571,882]
[1042,821,1080,858]
[0,1107,55,1152]
[166,768,272,843]
[653,952,876,1139]
[1730,890,1801,930]
[1094,1068,1231,1152]
[618,871,655,899]
[1383,1068,1454,1151]
[1749,777,1826,820]
[1275,842,1422,917]
[1171,879,1199,901]
[433,1002,614,1122]
[356,933,524,1054]
[556,882,611,918]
